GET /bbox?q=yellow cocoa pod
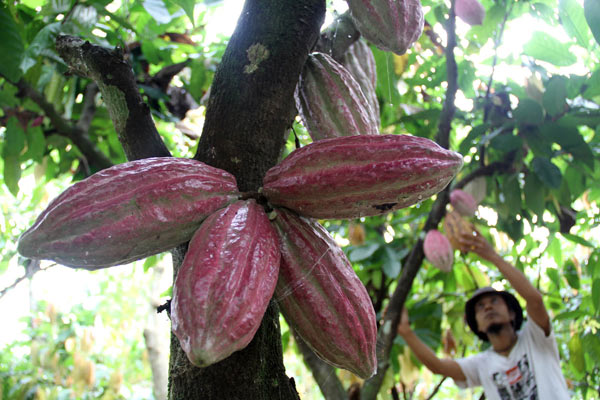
[443,210,476,252]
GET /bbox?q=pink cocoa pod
[450,188,478,216]
[455,0,485,25]
[347,0,424,55]
[17,157,239,269]
[423,230,453,272]
[272,208,377,378]
[171,200,280,367]
[295,52,379,141]
[341,40,380,129]
[263,134,463,220]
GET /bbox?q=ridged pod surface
[423,230,453,272]
[347,0,424,55]
[17,157,239,269]
[171,200,280,367]
[450,189,478,216]
[443,210,477,252]
[295,52,379,141]
[263,135,464,219]
[455,0,485,25]
[272,208,377,378]
[341,40,380,129]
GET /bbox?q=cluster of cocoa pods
[423,179,486,272]
[17,0,476,378]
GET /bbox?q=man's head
[465,287,523,341]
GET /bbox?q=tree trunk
[168,1,325,399]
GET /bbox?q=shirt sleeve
[454,352,487,388]
[522,318,560,355]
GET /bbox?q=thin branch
[0,260,45,299]
[55,35,171,161]
[425,376,448,400]
[13,79,113,171]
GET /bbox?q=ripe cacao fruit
[272,208,377,378]
[263,134,463,220]
[450,188,478,216]
[295,52,379,141]
[171,200,280,367]
[17,157,239,269]
[341,40,380,128]
[423,229,453,272]
[455,0,485,25]
[443,210,477,252]
[347,0,424,55]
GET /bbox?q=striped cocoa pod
[272,208,377,378]
[263,134,463,220]
[423,229,454,272]
[347,0,424,55]
[171,200,280,367]
[17,157,239,269]
[295,52,379,141]
[341,39,380,129]
[450,188,478,216]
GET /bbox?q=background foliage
[1,0,599,398]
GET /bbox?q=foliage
[1,0,599,399]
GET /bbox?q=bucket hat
[465,286,523,341]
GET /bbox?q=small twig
[0,260,45,299]
[425,376,448,400]
[156,299,171,318]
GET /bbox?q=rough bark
[169,1,326,399]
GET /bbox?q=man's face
[474,293,515,334]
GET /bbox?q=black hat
[465,287,523,342]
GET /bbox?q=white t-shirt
[455,319,571,400]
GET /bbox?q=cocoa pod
[423,229,453,272]
[295,52,379,141]
[455,0,485,25]
[263,134,463,219]
[17,157,239,269]
[272,208,377,378]
[347,0,424,55]
[171,200,280,367]
[443,210,477,252]
[341,40,380,128]
[450,188,478,216]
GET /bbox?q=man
[397,230,571,399]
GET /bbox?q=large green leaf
[542,76,568,117]
[143,0,173,24]
[584,0,600,45]
[514,99,544,126]
[0,5,25,82]
[171,0,195,25]
[522,31,577,66]
[524,173,545,218]
[531,157,562,189]
[382,247,401,278]
[592,278,600,313]
[560,0,592,48]
[568,334,585,373]
[2,155,21,196]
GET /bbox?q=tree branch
[55,35,171,161]
[293,331,348,400]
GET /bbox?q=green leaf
[560,0,592,48]
[546,267,562,289]
[568,334,585,373]
[522,31,577,66]
[524,174,545,218]
[3,155,21,196]
[171,0,195,25]
[3,117,26,157]
[501,175,522,211]
[562,233,595,247]
[547,236,563,266]
[0,4,25,82]
[23,126,45,163]
[531,157,562,189]
[564,260,580,289]
[514,99,544,126]
[584,0,600,45]
[349,243,380,262]
[383,247,401,278]
[542,76,568,117]
[583,68,600,99]
[592,278,600,313]
[143,0,173,24]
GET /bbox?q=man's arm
[397,307,466,382]
[458,231,550,335]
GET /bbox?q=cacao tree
[1,0,600,399]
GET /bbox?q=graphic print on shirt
[490,354,538,400]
